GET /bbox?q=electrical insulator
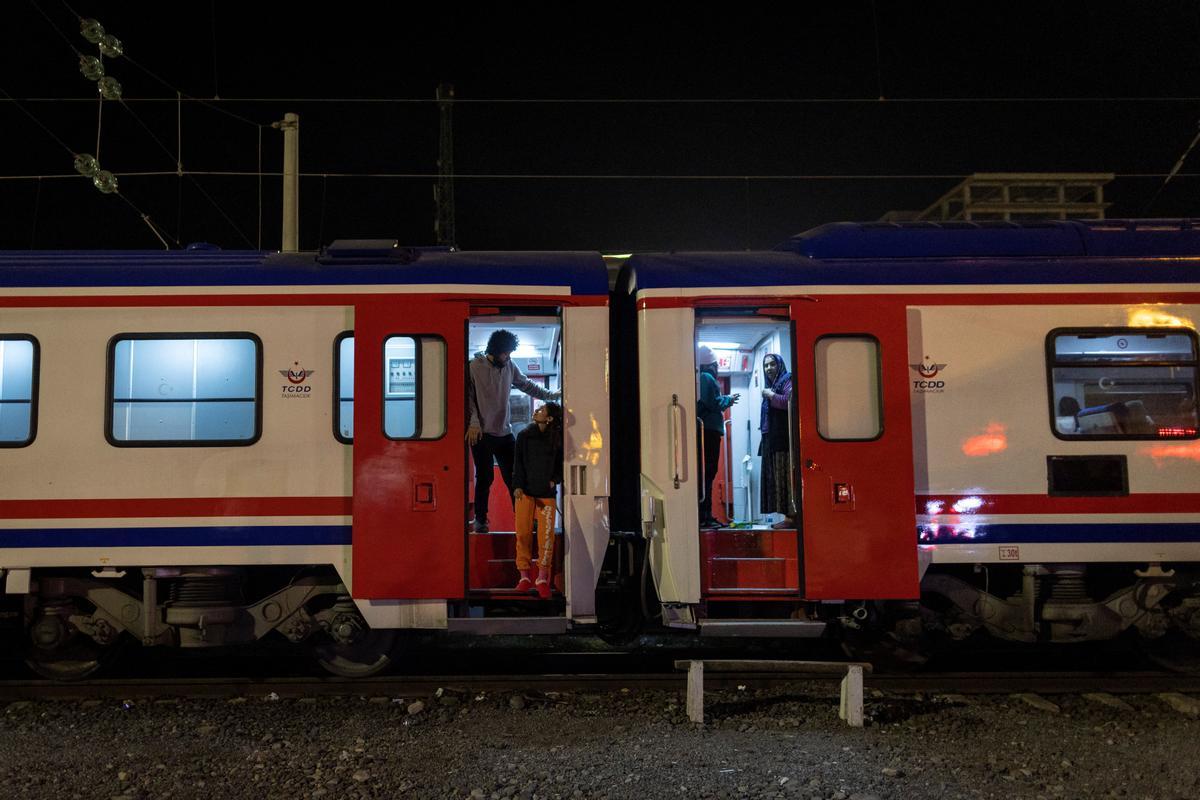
[92,170,118,194]
[80,18,105,44]
[73,154,100,177]
[79,55,104,81]
[98,34,123,58]
[98,76,122,100]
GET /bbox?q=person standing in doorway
[513,401,564,599]
[466,330,560,533]
[697,346,739,529]
[759,353,795,529]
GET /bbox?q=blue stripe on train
[0,526,352,548]
[920,523,1200,545]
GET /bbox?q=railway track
[3,671,1200,700]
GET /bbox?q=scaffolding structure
[883,172,1114,223]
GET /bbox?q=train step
[447,616,568,635]
[697,619,827,638]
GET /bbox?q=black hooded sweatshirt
[513,423,564,499]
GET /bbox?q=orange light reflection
[1142,440,1200,465]
[1127,307,1195,329]
[962,423,1008,457]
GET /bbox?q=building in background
[883,172,1113,222]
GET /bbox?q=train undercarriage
[12,558,1200,681]
[14,566,391,680]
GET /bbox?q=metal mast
[434,83,456,248]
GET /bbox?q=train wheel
[839,602,937,671]
[24,602,123,681]
[312,629,397,678]
[1137,631,1200,674]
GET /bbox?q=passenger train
[1,219,1198,678]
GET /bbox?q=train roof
[0,245,610,295]
[623,219,1200,291]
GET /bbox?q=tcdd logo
[910,357,948,392]
[910,357,947,379]
[279,362,315,396]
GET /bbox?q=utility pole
[275,112,300,251]
[434,84,456,248]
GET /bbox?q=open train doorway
[694,313,801,599]
[466,311,566,605]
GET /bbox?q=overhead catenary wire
[116,98,256,248]
[0,83,179,249]
[1143,120,1200,214]
[2,170,1198,181]
[30,0,258,248]
[11,95,1200,105]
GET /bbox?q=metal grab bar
[697,417,706,502]
[787,389,799,516]
[670,394,683,489]
[723,418,734,521]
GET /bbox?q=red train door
[791,295,918,599]
[351,296,468,599]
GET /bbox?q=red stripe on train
[916,494,1200,515]
[0,497,352,520]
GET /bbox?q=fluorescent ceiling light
[699,341,740,350]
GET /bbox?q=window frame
[381,333,447,442]
[813,333,885,443]
[0,334,39,448]
[1045,326,1200,442]
[104,332,264,448]
[333,330,353,444]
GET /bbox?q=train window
[334,332,353,442]
[1047,328,1199,440]
[815,335,883,441]
[107,334,261,446]
[383,335,446,440]
[0,335,38,447]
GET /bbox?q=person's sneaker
[472,519,489,533]
[535,565,552,599]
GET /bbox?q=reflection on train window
[335,333,353,442]
[1048,329,1199,440]
[108,334,261,445]
[383,335,446,440]
[0,336,38,447]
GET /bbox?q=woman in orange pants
[513,402,563,599]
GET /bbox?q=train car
[610,219,1200,658]
[0,241,612,678]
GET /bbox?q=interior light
[699,341,740,350]
[512,346,539,357]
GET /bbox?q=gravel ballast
[1,683,1197,800]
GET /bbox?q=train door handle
[413,478,437,512]
[570,464,588,496]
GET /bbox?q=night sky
[6,2,1200,252]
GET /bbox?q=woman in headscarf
[759,353,795,528]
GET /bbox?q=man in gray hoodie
[467,329,561,533]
